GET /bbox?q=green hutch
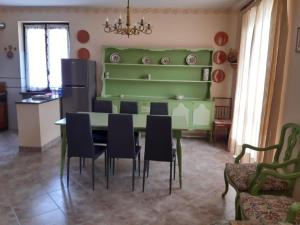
[98,47,214,131]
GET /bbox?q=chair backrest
[150,102,168,115]
[93,100,113,113]
[120,101,138,114]
[66,113,94,158]
[274,123,300,170]
[107,114,135,158]
[145,115,173,162]
[213,97,232,120]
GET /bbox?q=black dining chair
[92,100,113,144]
[143,115,176,194]
[120,101,140,146]
[150,102,168,115]
[66,113,106,190]
[107,113,141,191]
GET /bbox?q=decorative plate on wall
[110,53,121,63]
[77,30,90,43]
[77,48,90,60]
[214,31,229,46]
[213,50,227,64]
[160,56,171,65]
[212,69,225,83]
[142,56,152,64]
[186,54,197,65]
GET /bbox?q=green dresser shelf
[98,47,215,131]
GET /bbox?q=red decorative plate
[214,31,229,46]
[77,30,90,43]
[213,50,227,64]
[212,69,225,83]
[77,48,90,60]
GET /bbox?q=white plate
[142,56,152,64]
[161,56,171,65]
[186,54,197,65]
[110,53,121,63]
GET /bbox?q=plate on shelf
[160,56,171,65]
[110,53,121,63]
[186,54,197,65]
[142,56,152,64]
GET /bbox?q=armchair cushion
[225,163,289,191]
[240,193,300,225]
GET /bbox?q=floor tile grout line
[9,205,22,225]
[47,192,67,216]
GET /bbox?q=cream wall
[279,0,300,200]
[0,7,239,129]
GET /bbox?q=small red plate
[212,69,225,83]
[77,48,90,60]
[214,31,229,46]
[77,30,90,43]
[213,50,227,64]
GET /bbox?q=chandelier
[103,0,152,38]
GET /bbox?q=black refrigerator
[61,59,96,117]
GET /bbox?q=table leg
[175,131,182,188]
[60,127,67,178]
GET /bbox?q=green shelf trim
[104,63,212,68]
[99,95,211,101]
[102,46,214,52]
[104,78,212,83]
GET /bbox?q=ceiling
[0,0,245,9]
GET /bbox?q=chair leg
[173,156,176,180]
[92,159,95,191]
[104,150,107,177]
[222,169,229,198]
[138,153,141,177]
[235,194,241,220]
[169,161,172,195]
[112,158,115,176]
[132,159,136,192]
[79,157,82,175]
[142,159,147,192]
[106,157,109,189]
[83,158,86,168]
[67,157,70,188]
[147,160,149,178]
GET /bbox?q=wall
[279,0,300,200]
[0,6,239,129]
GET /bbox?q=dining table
[55,112,188,188]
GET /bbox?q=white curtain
[229,0,274,162]
[24,24,69,91]
[25,24,48,90]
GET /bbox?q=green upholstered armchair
[222,123,300,219]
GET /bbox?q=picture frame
[296,27,300,52]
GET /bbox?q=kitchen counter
[16,96,60,105]
[16,97,61,152]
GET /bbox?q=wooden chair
[212,97,232,142]
[222,123,300,219]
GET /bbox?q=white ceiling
[0,0,245,9]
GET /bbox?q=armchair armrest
[234,144,279,163]
[249,169,300,195]
[257,158,299,170]
[286,202,300,224]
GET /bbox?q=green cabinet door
[169,101,193,129]
[191,101,214,130]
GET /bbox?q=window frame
[23,22,70,92]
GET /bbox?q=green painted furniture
[55,112,188,187]
[222,123,300,219]
[99,47,214,131]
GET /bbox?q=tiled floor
[0,131,236,225]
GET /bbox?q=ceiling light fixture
[103,0,152,38]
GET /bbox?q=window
[23,23,70,91]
